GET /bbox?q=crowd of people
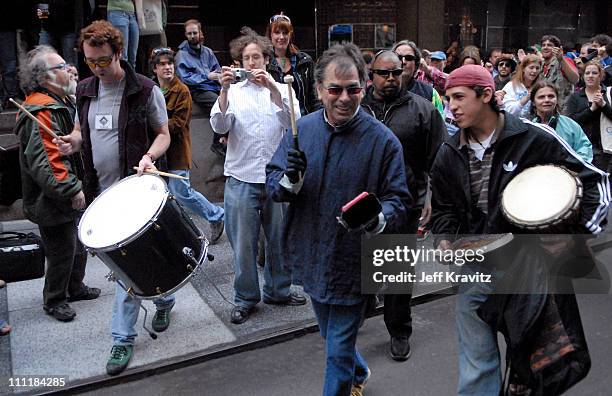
[1,4,612,396]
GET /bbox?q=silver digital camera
[232,68,253,83]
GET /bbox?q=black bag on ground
[0,232,45,282]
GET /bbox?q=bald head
[372,50,402,70]
[370,50,403,101]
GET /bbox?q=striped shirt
[459,129,498,214]
[210,79,301,183]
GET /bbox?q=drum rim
[501,165,582,229]
[131,238,209,300]
[78,174,169,251]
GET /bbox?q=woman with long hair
[266,12,318,114]
[458,45,482,66]
[530,81,592,162]
[566,61,612,172]
[502,54,542,117]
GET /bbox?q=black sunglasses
[371,69,403,77]
[396,54,416,63]
[498,62,512,68]
[323,85,364,96]
[152,47,174,56]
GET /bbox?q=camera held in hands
[580,48,598,64]
[232,68,253,84]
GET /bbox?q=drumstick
[10,98,60,140]
[283,75,299,149]
[131,166,189,180]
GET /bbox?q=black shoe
[230,306,253,324]
[389,336,411,361]
[44,303,76,322]
[152,301,175,332]
[68,286,101,302]
[263,292,307,306]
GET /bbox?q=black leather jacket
[268,51,319,115]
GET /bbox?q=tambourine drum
[501,165,582,230]
[78,174,208,299]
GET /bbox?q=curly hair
[78,20,124,54]
[541,34,561,47]
[18,45,57,94]
[229,26,273,65]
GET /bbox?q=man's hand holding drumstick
[282,75,307,184]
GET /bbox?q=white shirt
[210,78,301,183]
[502,81,531,118]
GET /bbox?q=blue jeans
[107,10,139,68]
[38,30,77,66]
[224,177,291,308]
[110,283,175,345]
[0,31,19,102]
[311,299,370,396]
[456,265,502,395]
[168,170,223,223]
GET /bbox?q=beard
[47,74,77,97]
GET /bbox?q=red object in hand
[342,192,370,213]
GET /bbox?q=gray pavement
[80,293,612,396]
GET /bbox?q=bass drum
[78,174,208,299]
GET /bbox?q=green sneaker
[152,302,175,332]
[106,345,133,376]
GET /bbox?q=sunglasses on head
[396,54,416,63]
[85,56,114,68]
[47,62,69,71]
[152,47,174,56]
[371,69,403,77]
[270,14,291,24]
[323,85,363,96]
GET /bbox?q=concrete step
[0,110,17,134]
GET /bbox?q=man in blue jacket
[175,19,225,156]
[266,43,411,396]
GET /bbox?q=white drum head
[502,165,577,226]
[79,174,168,249]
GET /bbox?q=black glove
[286,148,307,183]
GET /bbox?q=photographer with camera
[210,27,305,325]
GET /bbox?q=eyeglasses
[152,47,174,56]
[270,14,291,24]
[85,56,114,68]
[322,85,363,96]
[47,62,69,71]
[396,54,416,63]
[498,62,511,68]
[371,69,403,78]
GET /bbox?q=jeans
[168,170,223,223]
[224,177,291,308]
[38,220,88,309]
[107,10,139,68]
[110,283,175,345]
[456,265,501,395]
[38,30,77,66]
[0,31,19,103]
[311,299,370,396]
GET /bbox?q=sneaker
[106,345,133,376]
[43,303,76,322]
[210,220,224,245]
[152,301,175,332]
[351,367,371,396]
[389,336,411,361]
[67,286,101,302]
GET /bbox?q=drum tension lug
[105,271,116,282]
[156,287,162,294]
[187,264,193,272]
[153,222,161,231]
[120,248,127,256]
